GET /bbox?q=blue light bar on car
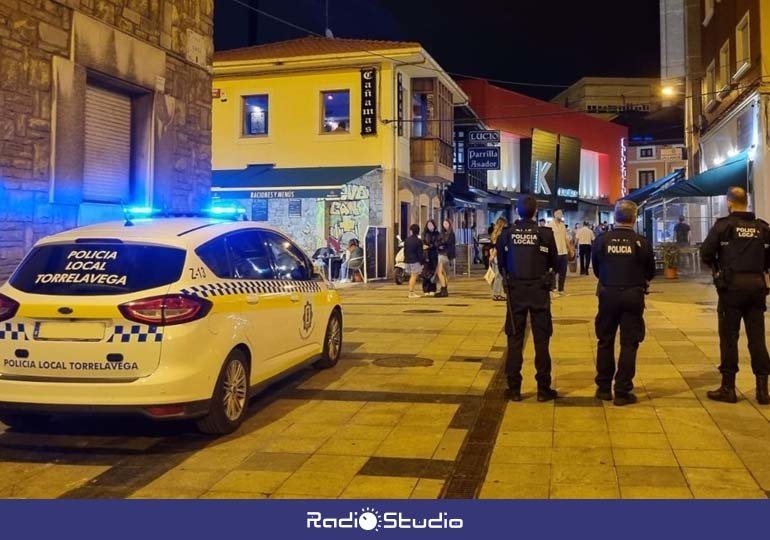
[125,206,157,216]
[204,205,247,217]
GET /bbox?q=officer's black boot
[507,377,522,402]
[595,387,613,401]
[613,392,638,407]
[756,376,769,405]
[536,386,558,402]
[706,374,738,403]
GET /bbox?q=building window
[83,83,132,203]
[703,60,716,110]
[411,92,430,138]
[638,147,655,159]
[703,0,714,26]
[321,90,350,133]
[718,39,731,90]
[735,11,751,79]
[243,95,269,136]
[453,129,465,172]
[638,169,656,187]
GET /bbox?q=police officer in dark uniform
[496,194,559,402]
[592,200,655,406]
[701,187,770,405]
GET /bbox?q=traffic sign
[468,130,501,145]
[467,147,501,170]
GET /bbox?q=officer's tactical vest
[600,230,646,287]
[720,218,765,274]
[505,221,549,280]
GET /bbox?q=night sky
[214,0,661,100]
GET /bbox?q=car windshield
[9,242,186,296]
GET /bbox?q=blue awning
[622,169,685,205]
[211,165,380,199]
[653,151,749,199]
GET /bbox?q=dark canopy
[654,151,749,199]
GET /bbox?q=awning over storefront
[653,151,749,199]
[212,165,380,199]
[622,169,685,205]
[446,192,483,208]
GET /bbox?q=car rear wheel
[196,349,250,435]
[0,413,52,432]
[315,309,343,369]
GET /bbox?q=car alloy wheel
[222,358,248,422]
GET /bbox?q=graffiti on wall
[328,184,370,247]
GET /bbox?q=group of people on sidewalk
[493,188,770,407]
[487,212,599,301]
[403,219,456,299]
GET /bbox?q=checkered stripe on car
[107,324,163,343]
[180,280,322,298]
[0,322,27,341]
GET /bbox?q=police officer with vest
[592,200,655,406]
[701,187,770,405]
[496,194,559,402]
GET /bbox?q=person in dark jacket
[422,219,439,296]
[404,224,424,299]
[496,194,560,402]
[592,200,656,406]
[700,187,770,405]
[435,219,456,298]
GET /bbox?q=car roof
[35,219,288,249]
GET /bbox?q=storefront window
[321,90,350,133]
[243,95,269,136]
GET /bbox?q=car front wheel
[196,349,250,435]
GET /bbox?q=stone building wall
[0,0,213,279]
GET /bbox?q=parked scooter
[394,235,406,285]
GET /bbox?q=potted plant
[660,242,680,279]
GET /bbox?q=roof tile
[214,36,420,63]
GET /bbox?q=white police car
[0,211,343,434]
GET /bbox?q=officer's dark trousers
[505,281,553,389]
[595,286,646,394]
[579,245,592,274]
[717,287,770,377]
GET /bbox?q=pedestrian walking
[592,200,655,406]
[435,219,455,298]
[701,187,770,405]
[548,209,571,295]
[576,222,595,275]
[422,219,439,296]
[496,194,559,402]
[489,217,508,301]
[404,224,424,299]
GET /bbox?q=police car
[0,209,343,434]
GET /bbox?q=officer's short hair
[614,200,638,224]
[409,224,420,236]
[726,187,748,207]
[517,194,537,220]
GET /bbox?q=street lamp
[661,86,677,98]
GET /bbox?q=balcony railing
[411,138,454,183]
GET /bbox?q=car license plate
[35,321,106,342]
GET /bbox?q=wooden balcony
[410,138,454,183]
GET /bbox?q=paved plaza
[1,271,769,499]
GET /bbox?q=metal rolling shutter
[83,85,132,203]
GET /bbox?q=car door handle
[246,294,260,305]
[289,292,301,303]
